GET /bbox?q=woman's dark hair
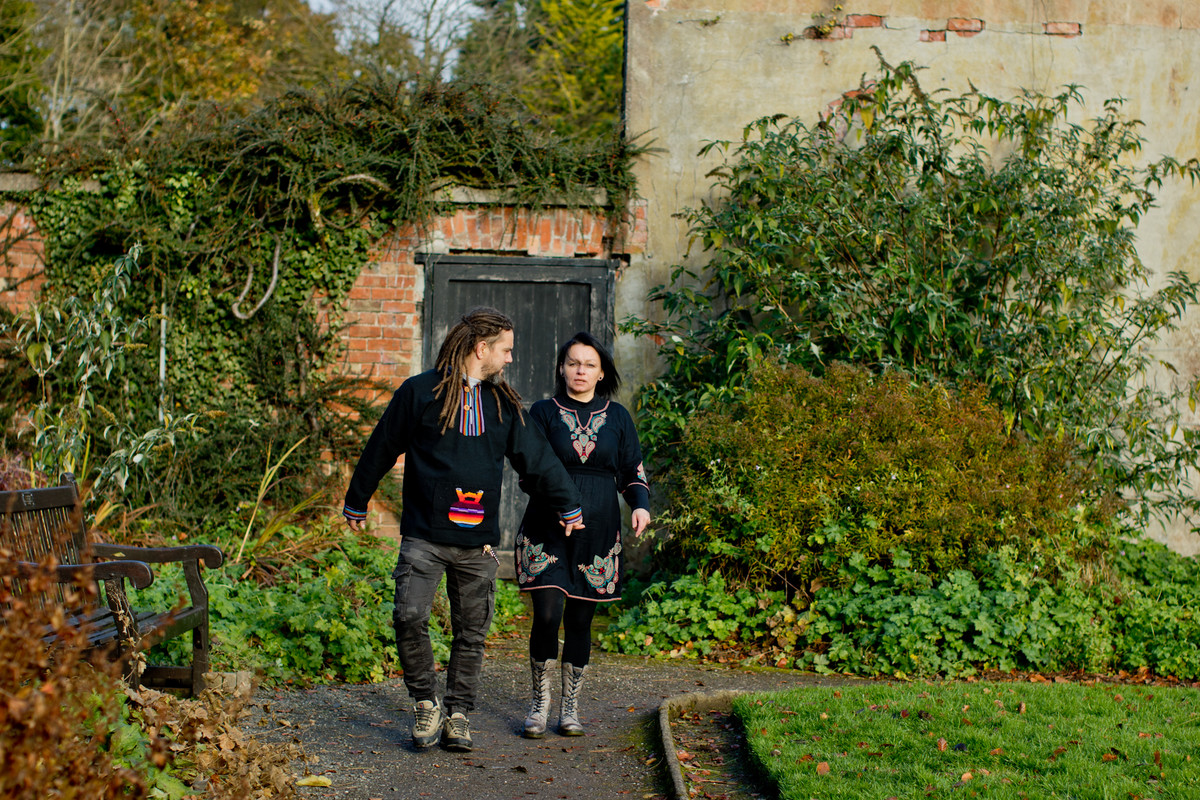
[554,331,621,398]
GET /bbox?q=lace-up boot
[523,658,555,738]
[558,662,587,736]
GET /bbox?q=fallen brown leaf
[816,762,830,776]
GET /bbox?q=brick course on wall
[805,9,1085,42]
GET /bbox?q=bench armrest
[91,543,225,570]
[14,559,155,590]
[91,543,223,611]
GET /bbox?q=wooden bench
[0,473,224,696]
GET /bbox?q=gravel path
[249,630,843,800]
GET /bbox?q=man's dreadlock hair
[433,306,525,433]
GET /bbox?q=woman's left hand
[631,508,650,537]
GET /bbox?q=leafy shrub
[795,537,1200,680]
[1106,538,1200,678]
[139,534,401,684]
[657,362,1106,589]
[597,572,786,658]
[801,547,1111,678]
[603,533,1200,680]
[625,53,1200,525]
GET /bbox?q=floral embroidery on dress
[557,404,608,463]
[636,462,647,484]
[516,533,557,584]
[578,537,621,595]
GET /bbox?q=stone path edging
[659,690,748,800]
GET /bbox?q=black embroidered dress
[515,393,649,601]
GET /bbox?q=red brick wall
[0,203,46,315]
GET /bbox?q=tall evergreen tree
[519,0,623,140]
[454,0,542,89]
[0,0,46,164]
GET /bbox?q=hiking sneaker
[412,700,444,748]
[441,711,473,752]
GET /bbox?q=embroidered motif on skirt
[516,533,557,584]
[578,536,622,595]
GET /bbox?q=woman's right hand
[631,508,650,537]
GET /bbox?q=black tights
[528,590,597,667]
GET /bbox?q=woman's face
[561,343,604,400]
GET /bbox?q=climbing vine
[4,76,643,525]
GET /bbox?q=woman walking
[515,331,650,737]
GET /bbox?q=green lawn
[736,680,1200,799]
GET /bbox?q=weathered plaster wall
[621,0,1200,552]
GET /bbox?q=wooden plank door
[420,255,616,564]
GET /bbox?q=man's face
[479,329,514,380]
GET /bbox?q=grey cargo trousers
[392,536,497,714]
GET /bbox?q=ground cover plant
[600,364,1200,681]
[735,681,1200,799]
[138,518,528,685]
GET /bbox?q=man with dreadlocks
[343,306,584,752]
